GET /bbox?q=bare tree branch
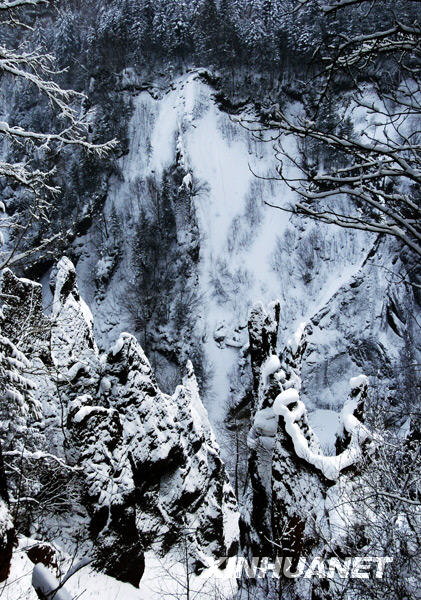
[246,1,421,259]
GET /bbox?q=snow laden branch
[3,449,81,472]
[297,0,421,15]
[247,1,421,258]
[0,0,47,10]
[0,120,115,154]
[0,333,38,417]
[265,109,421,257]
[0,42,118,187]
[0,1,117,268]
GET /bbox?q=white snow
[32,564,72,600]
[181,171,192,190]
[66,567,143,600]
[66,361,87,380]
[254,407,278,437]
[70,71,372,433]
[261,354,281,386]
[2,542,38,600]
[288,321,306,355]
[272,378,372,480]
[111,334,126,356]
[349,374,369,389]
[99,376,111,393]
[273,388,300,414]
[308,409,340,454]
[72,405,111,424]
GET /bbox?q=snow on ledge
[273,388,300,412]
[72,405,112,424]
[272,378,371,481]
[262,354,281,386]
[349,374,369,389]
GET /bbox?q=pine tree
[218,0,240,67]
[193,0,220,65]
[55,9,80,77]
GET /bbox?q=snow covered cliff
[0,258,239,593]
[64,70,415,434]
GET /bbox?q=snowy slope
[301,238,420,410]
[6,541,237,600]
[71,71,371,428]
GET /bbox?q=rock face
[70,334,239,581]
[241,301,283,554]
[0,257,239,587]
[242,300,376,595]
[242,301,324,556]
[301,239,420,411]
[270,339,325,560]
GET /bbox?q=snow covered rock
[50,256,97,369]
[242,301,285,553]
[113,336,237,566]
[68,330,238,580]
[247,301,280,400]
[243,302,320,554]
[243,299,377,574]
[0,260,239,588]
[270,324,324,559]
[271,363,375,586]
[300,238,419,411]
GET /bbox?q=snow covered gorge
[0,71,418,599]
[0,257,380,595]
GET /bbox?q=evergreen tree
[218,0,240,67]
[55,9,80,77]
[193,0,220,65]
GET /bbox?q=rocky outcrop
[242,300,376,591]
[0,257,239,587]
[270,338,325,560]
[69,332,238,581]
[240,301,281,554]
